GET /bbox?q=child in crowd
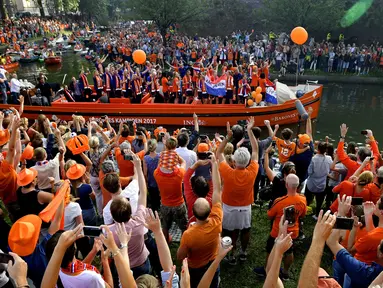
[158,135,182,172]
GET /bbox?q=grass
[170,203,334,288]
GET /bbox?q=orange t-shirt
[340,227,368,250]
[250,73,259,87]
[154,168,185,207]
[267,194,307,239]
[354,227,383,264]
[161,77,169,93]
[263,67,269,79]
[150,53,157,63]
[191,51,197,59]
[0,159,18,205]
[219,161,259,206]
[274,137,296,163]
[330,181,373,213]
[99,170,132,207]
[179,203,223,268]
[115,148,145,177]
[367,183,382,204]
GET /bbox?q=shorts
[222,203,251,231]
[186,90,193,97]
[160,203,188,232]
[266,235,295,254]
[226,90,233,100]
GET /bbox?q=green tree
[128,0,207,41]
[62,0,79,12]
[0,0,7,20]
[79,0,108,23]
[257,0,346,33]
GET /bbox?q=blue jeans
[1,87,7,104]
[131,257,151,279]
[11,92,19,104]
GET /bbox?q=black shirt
[36,83,52,97]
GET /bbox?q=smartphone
[0,253,13,264]
[197,152,209,160]
[83,226,102,237]
[370,156,375,161]
[334,217,354,230]
[272,141,276,148]
[361,130,368,135]
[124,155,133,161]
[101,115,106,120]
[351,197,363,206]
[284,205,296,225]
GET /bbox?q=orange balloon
[255,86,262,94]
[291,27,308,45]
[251,91,257,98]
[255,93,262,104]
[247,99,254,106]
[133,49,146,64]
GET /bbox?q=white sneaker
[312,215,318,221]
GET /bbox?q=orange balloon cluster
[133,49,146,64]
[247,99,254,106]
[291,27,308,45]
[250,89,262,105]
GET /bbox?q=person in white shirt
[175,132,197,170]
[103,174,139,225]
[10,73,21,104]
[32,128,66,191]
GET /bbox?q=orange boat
[44,56,62,65]
[3,62,19,72]
[0,84,323,127]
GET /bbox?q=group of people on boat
[2,96,383,288]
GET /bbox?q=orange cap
[66,134,89,155]
[17,168,38,187]
[197,143,210,153]
[20,143,34,162]
[298,134,311,145]
[66,163,86,180]
[0,129,10,146]
[8,214,42,256]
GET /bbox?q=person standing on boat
[183,70,193,104]
[112,70,122,98]
[223,70,234,105]
[122,69,132,99]
[78,69,91,102]
[10,73,20,104]
[36,77,54,106]
[93,70,104,100]
[68,77,82,102]
[104,67,113,98]
[0,69,7,104]
[132,74,143,104]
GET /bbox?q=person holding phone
[254,174,307,280]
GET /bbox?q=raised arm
[130,151,147,207]
[211,154,222,205]
[99,143,116,168]
[247,116,259,162]
[217,122,232,163]
[41,224,84,288]
[14,130,21,169]
[298,211,336,288]
[79,152,92,172]
[54,128,66,162]
[193,113,199,133]
[264,145,277,183]
[264,120,274,137]
[6,116,19,164]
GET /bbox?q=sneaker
[280,271,290,280]
[312,215,318,221]
[239,252,247,261]
[253,266,266,278]
[228,256,237,266]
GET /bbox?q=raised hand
[338,195,352,217]
[340,123,348,137]
[313,210,337,243]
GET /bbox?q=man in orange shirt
[115,139,147,177]
[217,117,259,265]
[337,125,377,180]
[177,154,223,288]
[161,73,171,103]
[255,174,306,279]
[154,154,187,242]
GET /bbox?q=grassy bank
[170,203,333,288]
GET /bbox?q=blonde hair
[147,139,157,153]
[224,143,234,155]
[136,274,160,288]
[64,159,76,172]
[358,171,373,186]
[89,136,100,152]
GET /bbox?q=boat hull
[4,62,19,72]
[0,86,322,127]
[44,57,62,65]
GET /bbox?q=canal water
[16,52,383,145]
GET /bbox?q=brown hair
[103,173,120,194]
[165,137,177,150]
[224,143,234,155]
[136,274,159,288]
[147,139,157,153]
[358,171,373,186]
[34,147,46,162]
[110,196,131,223]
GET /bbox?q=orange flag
[39,180,69,229]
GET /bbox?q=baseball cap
[298,134,311,145]
[197,143,209,153]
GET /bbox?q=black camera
[123,155,133,161]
